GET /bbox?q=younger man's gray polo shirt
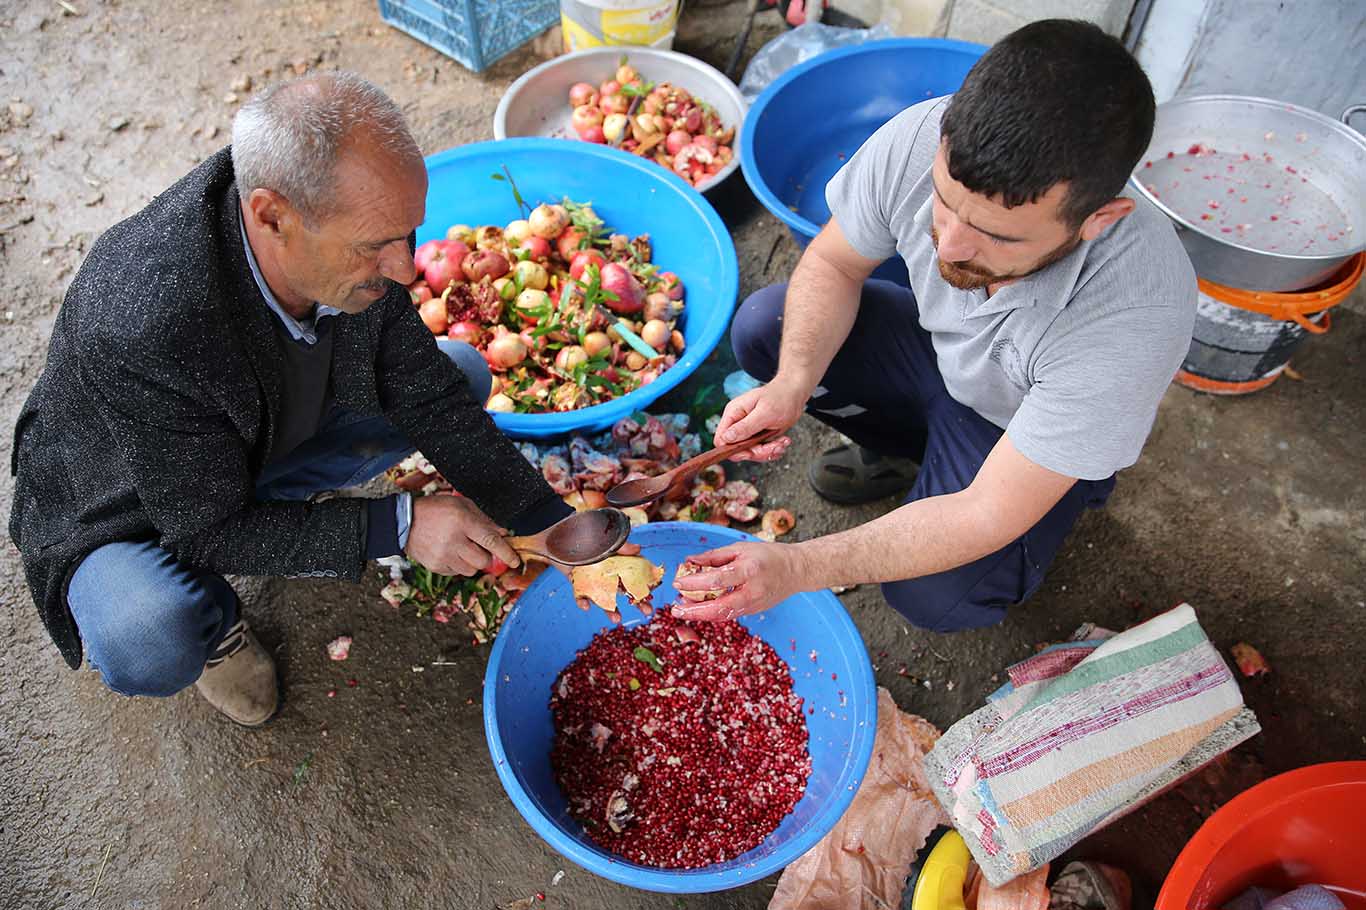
[826,97,1196,481]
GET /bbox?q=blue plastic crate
[377,0,560,73]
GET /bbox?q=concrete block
[946,0,1137,46]
[946,0,1028,46]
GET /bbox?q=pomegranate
[600,93,630,116]
[557,228,587,260]
[474,224,504,250]
[423,241,467,291]
[674,560,725,602]
[640,319,670,351]
[514,259,549,291]
[519,235,552,260]
[409,283,433,306]
[569,249,606,282]
[658,271,684,301]
[582,331,611,357]
[665,129,691,156]
[625,351,648,371]
[691,134,719,155]
[571,104,604,137]
[484,327,528,370]
[515,288,552,323]
[670,329,685,353]
[568,81,598,108]
[615,64,638,85]
[418,297,447,335]
[414,239,445,273]
[446,320,483,345]
[504,219,532,246]
[599,262,644,314]
[642,291,675,323]
[445,223,474,244]
[599,79,620,98]
[602,113,629,144]
[462,248,510,283]
[486,392,515,413]
[529,203,569,239]
[579,125,606,145]
[554,345,589,372]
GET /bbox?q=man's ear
[245,187,295,241]
[1079,197,1135,242]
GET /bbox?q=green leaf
[633,646,664,673]
[490,173,506,181]
[292,751,314,786]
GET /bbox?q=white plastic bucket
[560,0,680,51]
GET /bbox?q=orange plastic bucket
[1156,761,1366,910]
[1176,253,1363,395]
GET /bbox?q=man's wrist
[782,539,821,593]
[772,366,821,401]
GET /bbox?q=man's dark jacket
[10,148,564,669]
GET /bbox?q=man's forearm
[790,491,1008,590]
[774,248,864,393]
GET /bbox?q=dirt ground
[2,2,1363,909]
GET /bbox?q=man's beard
[932,228,1080,291]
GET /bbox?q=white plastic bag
[739,22,896,103]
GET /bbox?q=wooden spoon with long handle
[604,427,785,508]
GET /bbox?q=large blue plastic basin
[739,39,985,286]
[420,139,739,439]
[483,523,878,893]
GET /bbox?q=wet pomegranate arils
[550,612,811,868]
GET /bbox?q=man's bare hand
[405,494,520,577]
[670,542,805,621]
[712,379,806,462]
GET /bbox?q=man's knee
[436,338,494,401]
[880,576,1012,633]
[71,546,232,696]
[730,284,787,381]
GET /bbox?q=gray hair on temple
[231,71,419,226]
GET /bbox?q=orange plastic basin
[1157,761,1366,910]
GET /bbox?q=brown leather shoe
[195,619,279,726]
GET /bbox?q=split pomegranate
[563,57,737,188]
[551,611,811,868]
[405,194,687,414]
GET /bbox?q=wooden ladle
[605,427,785,508]
[504,508,632,567]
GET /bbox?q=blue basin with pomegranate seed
[483,522,877,893]
[738,38,986,286]
[419,138,738,440]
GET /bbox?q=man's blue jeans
[732,281,1115,633]
[68,340,491,697]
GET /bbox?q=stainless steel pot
[1130,95,1365,291]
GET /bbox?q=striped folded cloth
[924,603,1260,885]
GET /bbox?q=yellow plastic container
[911,830,972,910]
[560,0,679,51]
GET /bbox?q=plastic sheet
[768,687,947,910]
[739,22,895,103]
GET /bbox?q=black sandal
[807,443,918,505]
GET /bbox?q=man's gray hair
[231,71,420,225]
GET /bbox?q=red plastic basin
[1157,761,1366,910]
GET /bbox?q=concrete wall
[1135,0,1366,118]
[884,0,1137,43]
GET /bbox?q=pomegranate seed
[550,612,811,868]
